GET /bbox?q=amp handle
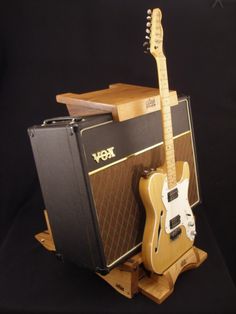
[42,116,83,126]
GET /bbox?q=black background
[0,0,236,312]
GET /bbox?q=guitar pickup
[169,215,181,229]
[170,227,182,241]
[168,188,178,202]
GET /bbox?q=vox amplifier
[28,96,200,274]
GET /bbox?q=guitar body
[139,161,195,274]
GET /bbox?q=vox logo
[92,147,116,163]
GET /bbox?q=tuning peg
[144,49,150,54]
[145,35,150,40]
[146,22,151,27]
[143,41,150,54]
[147,9,152,15]
[146,16,151,20]
[146,28,150,34]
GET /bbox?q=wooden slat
[56,83,178,121]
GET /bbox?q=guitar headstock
[144,8,164,58]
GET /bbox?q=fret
[168,174,177,184]
[160,91,170,99]
[165,145,174,152]
[160,79,169,85]
[166,160,175,167]
[163,122,172,127]
[166,157,174,163]
[160,74,167,80]
[166,159,175,167]
[168,171,176,177]
[166,162,175,169]
[162,113,171,119]
[162,113,171,118]
[159,85,169,92]
[161,104,171,111]
[166,147,174,153]
[161,113,171,119]
[168,174,176,179]
[161,108,170,115]
[167,170,176,177]
[166,157,175,163]
[166,161,176,169]
[161,97,170,104]
[167,166,177,173]
[162,116,171,122]
[161,104,170,110]
[162,117,171,123]
[168,175,176,180]
[163,125,172,132]
[160,81,169,89]
[164,128,173,134]
[166,155,175,161]
[157,58,167,68]
[162,117,170,124]
[164,135,173,141]
[166,148,174,153]
[156,56,177,189]
[162,118,172,126]
[161,112,171,118]
[165,140,174,146]
[165,141,174,148]
[163,124,173,131]
[162,111,171,117]
[163,128,173,134]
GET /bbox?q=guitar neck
[156,56,177,189]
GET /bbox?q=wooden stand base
[96,246,207,304]
[36,211,207,304]
[35,211,56,252]
[138,246,207,303]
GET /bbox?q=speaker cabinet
[29,96,200,274]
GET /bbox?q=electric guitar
[139,8,196,274]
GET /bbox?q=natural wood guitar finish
[140,162,194,274]
[139,8,198,274]
[56,83,178,121]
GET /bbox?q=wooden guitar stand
[36,211,207,304]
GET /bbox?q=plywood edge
[56,94,113,110]
[35,230,56,251]
[109,83,130,89]
[108,83,156,90]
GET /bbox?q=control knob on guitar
[139,8,196,274]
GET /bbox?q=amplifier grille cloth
[89,132,198,266]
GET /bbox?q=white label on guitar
[162,178,196,241]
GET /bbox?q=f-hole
[155,210,163,253]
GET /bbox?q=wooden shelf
[56,83,178,122]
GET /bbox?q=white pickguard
[162,178,196,241]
